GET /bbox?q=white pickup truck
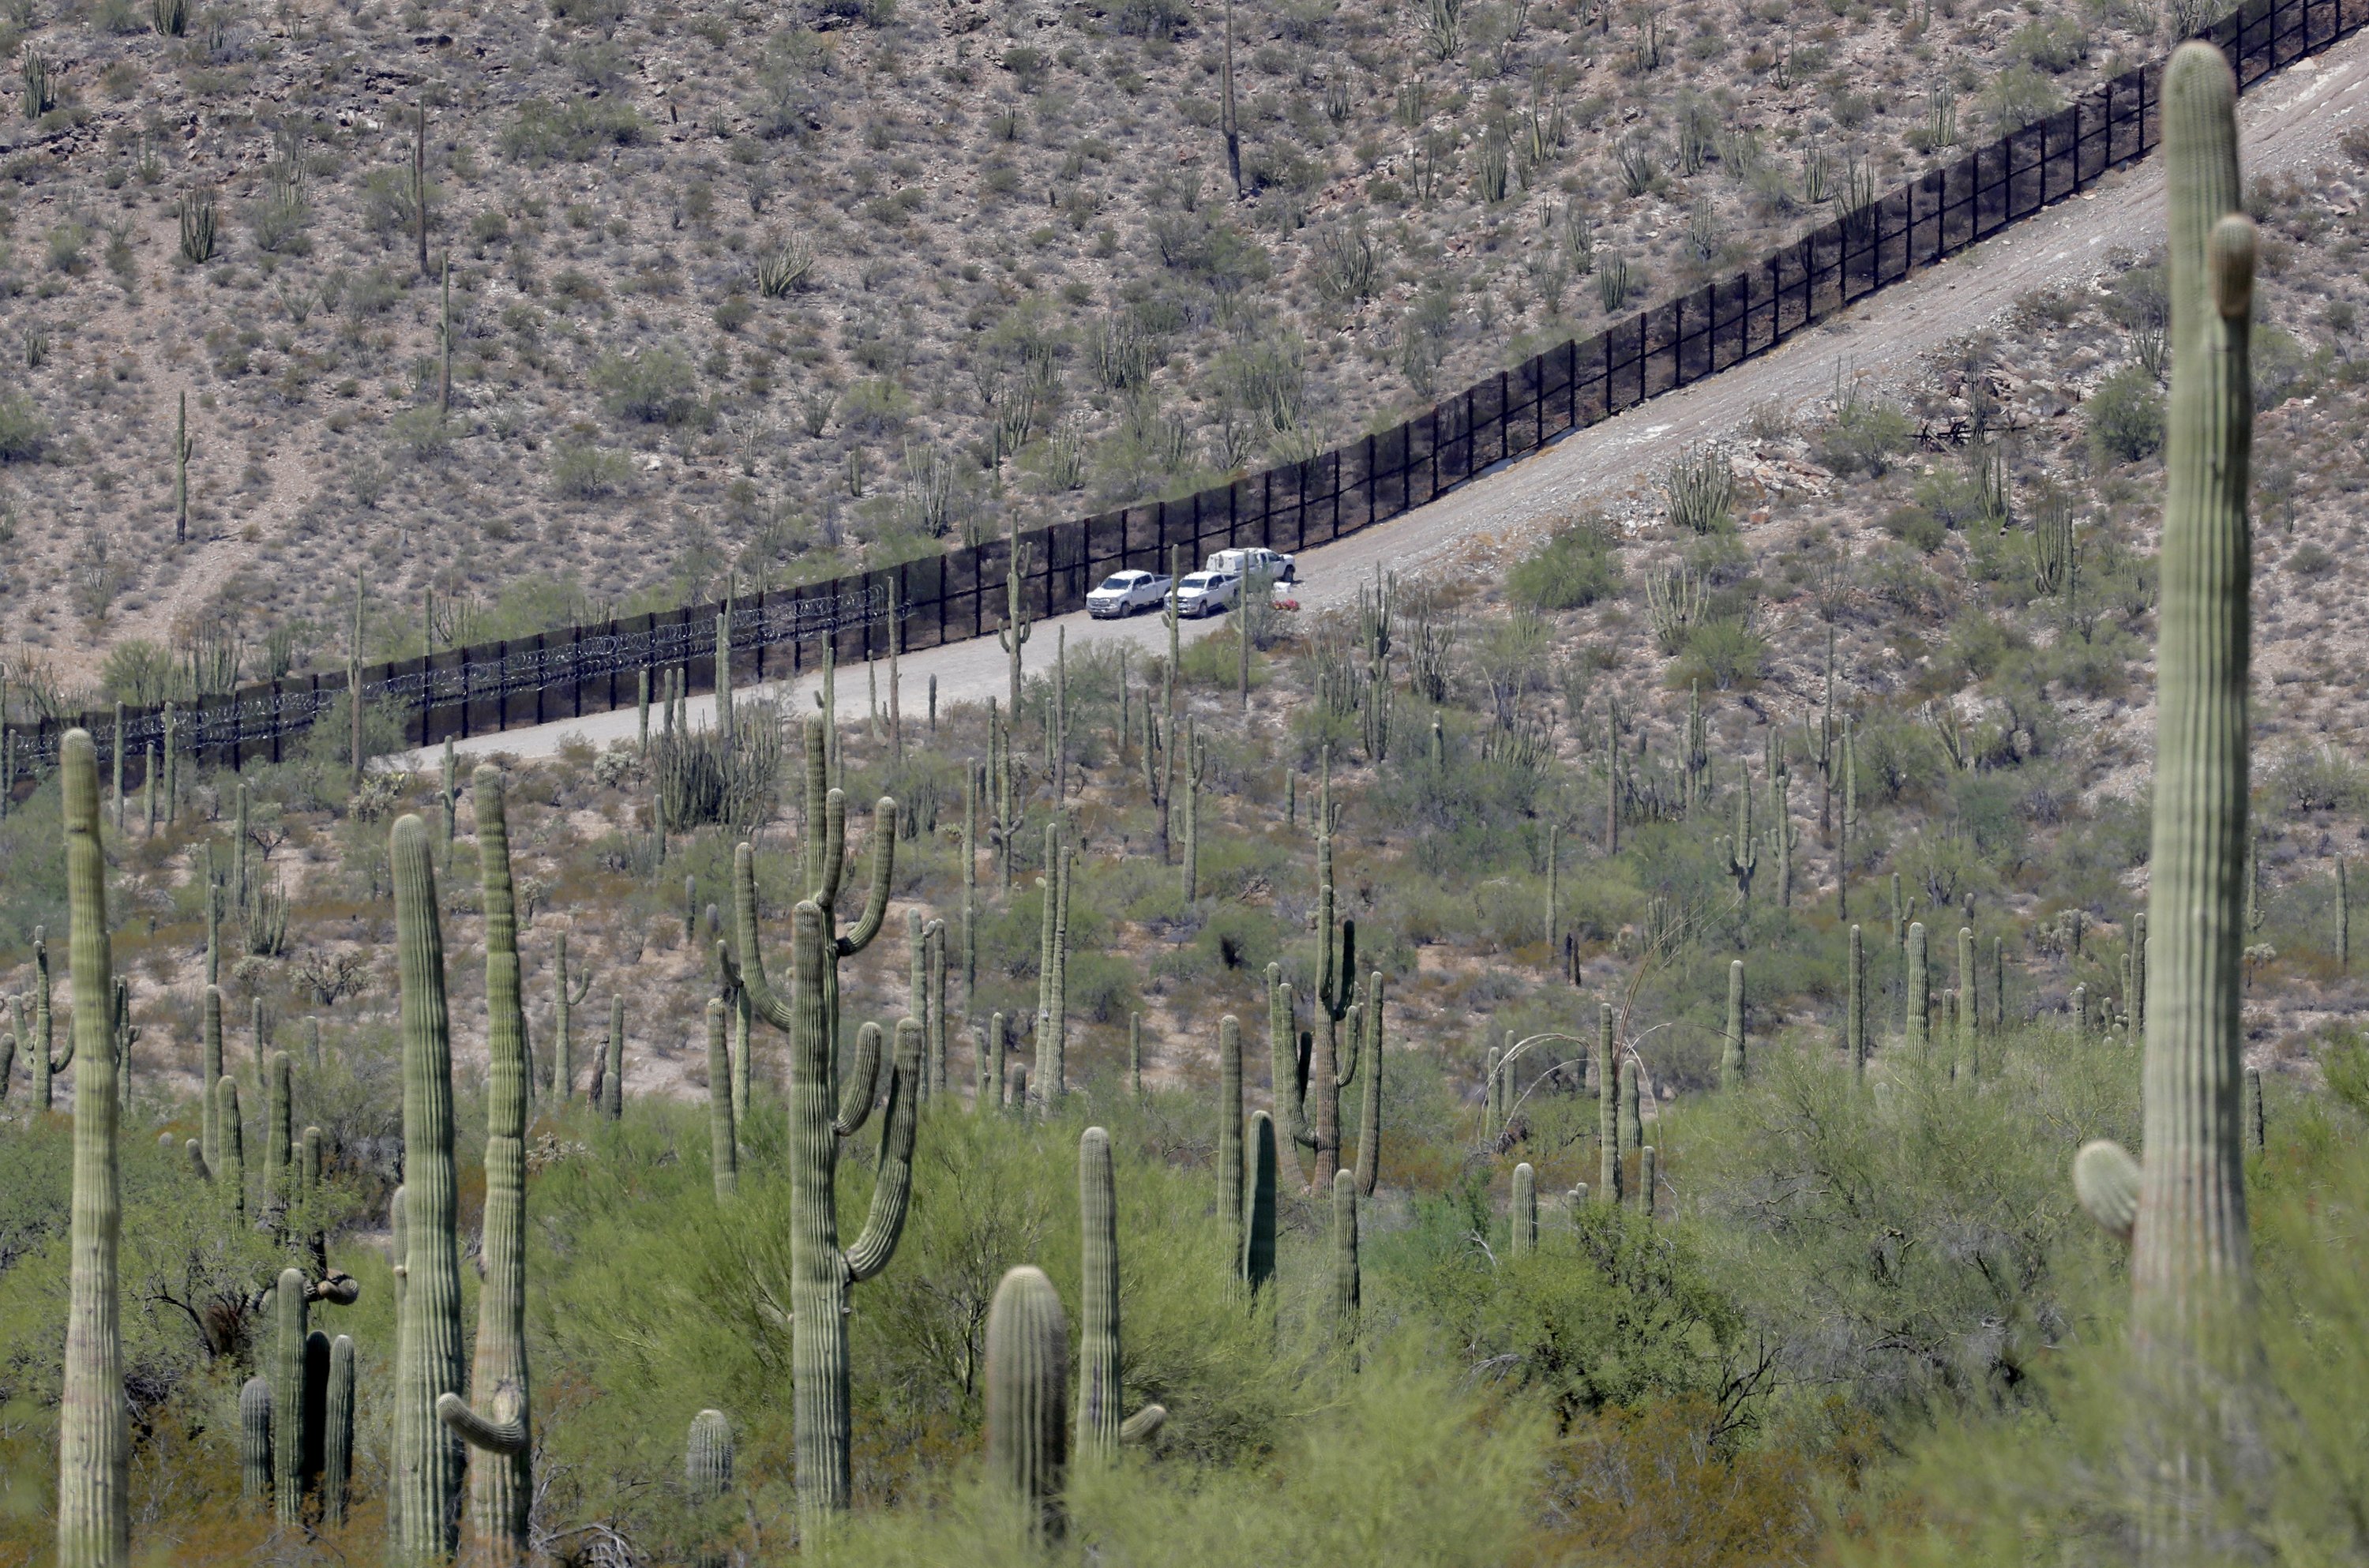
[1173,570,1241,618]
[1085,569,1173,617]
[1204,547,1296,584]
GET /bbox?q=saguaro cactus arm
[845,1018,922,1281]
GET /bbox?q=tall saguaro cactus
[435,768,533,1566]
[2072,43,2262,1548]
[272,1268,309,1525]
[1333,1168,1361,1342]
[1598,1010,1623,1206]
[1352,972,1383,1196]
[57,732,127,1568]
[1076,1127,1166,1465]
[1905,921,1930,1053]
[740,874,919,1520]
[1509,1162,1537,1256]
[1218,1015,1243,1292]
[1279,757,1361,1189]
[389,814,466,1563]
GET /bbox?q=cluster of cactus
[239,1270,357,1529]
[22,51,53,120]
[727,741,916,1520]
[178,188,217,264]
[2071,45,2264,1526]
[1270,755,1383,1193]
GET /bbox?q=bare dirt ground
[396,27,2369,771]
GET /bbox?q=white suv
[1086,569,1171,617]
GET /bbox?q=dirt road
[396,33,2369,769]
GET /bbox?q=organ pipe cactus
[389,813,466,1563]
[705,1000,738,1199]
[1076,1127,1166,1465]
[1721,959,1746,1088]
[435,767,534,1566]
[272,1267,308,1524]
[57,733,127,1568]
[986,1265,1067,1540]
[1509,1162,1537,1256]
[2072,45,2263,1536]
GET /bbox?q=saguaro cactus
[1076,1127,1166,1465]
[1598,1013,1623,1206]
[704,1000,738,1200]
[217,1078,246,1221]
[687,1409,733,1499]
[1333,1168,1361,1341]
[986,1265,1068,1540]
[730,714,895,1075]
[1847,925,1867,1078]
[272,1268,309,1524]
[325,1334,357,1527]
[57,733,128,1568]
[197,985,222,1172]
[602,997,625,1120]
[1509,1162,1537,1256]
[1905,921,1930,1053]
[435,768,534,1566]
[1620,1053,1642,1168]
[2072,43,2262,1544]
[1245,1110,1278,1294]
[1352,973,1383,1196]
[389,814,466,1563]
[552,930,592,1101]
[737,870,919,1519]
[25,927,71,1112]
[240,1377,273,1510]
[1218,1015,1244,1292]
[1721,959,1746,1088]
[1275,760,1363,1189]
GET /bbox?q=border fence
[7,0,2359,782]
